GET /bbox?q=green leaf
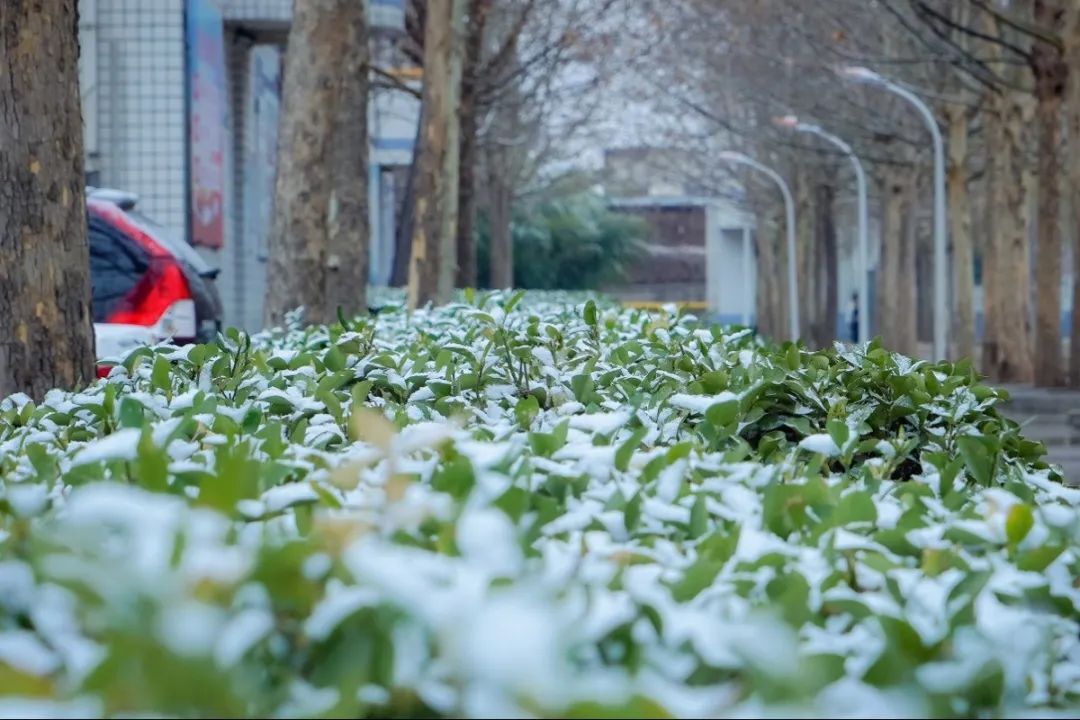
[151,354,172,397]
[118,396,145,429]
[571,373,595,403]
[565,696,671,719]
[700,370,728,394]
[831,490,877,527]
[316,371,352,395]
[505,289,526,314]
[1005,503,1034,546]
[705,398,739,428]
[765,572,813,627]
[309,481,343,510]
[666,442,693,463]
[785,343,800,371]
[494,486,529,522]
[514,395,540,428]
[431,454,475,500]
[688,495,708,538]
[1016,544,1064,572]
[134,430,168,493]
[615,427,647,472]
[671,553,725,601]
[324,346,346,372]
[583,300,597,327]
[25,443,57,484]
[553,418,569,447]
[826,418,850,452]
[624,491,642,532]
[957,434,999,486]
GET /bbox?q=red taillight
[106,261,192,330]
[90,199,195,332]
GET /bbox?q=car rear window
[88,214,150,322]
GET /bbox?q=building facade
[608,196,757,327]
[77,0,419,332]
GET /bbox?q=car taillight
[107,261,193,332]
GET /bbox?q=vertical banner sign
[186,0,227,249]
[244,46,281,259]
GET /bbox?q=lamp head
[838,65,883,85]
[773,114,800,130]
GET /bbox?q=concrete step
[997,385,1080,416]
[1005,416,1080,445]
[1045,446,1080,486]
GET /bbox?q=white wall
[705,204,756,325]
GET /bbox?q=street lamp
[718,151,800,343]
[774,115,868,345]
[839,65,948,362]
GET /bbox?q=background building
[77,0,418,332]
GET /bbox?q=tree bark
[454,0,490,289]
[408,0,466,309]
[794,165,816,344]
[1032,0,1067,386]
[487,147,514,289]
[946,105,975,361]
[877,168,917,357]
[392,105,423,287]
[755,206,783,340]
[1066,3,1080,385]
[0,0,96,399]
[325,2,370,321]
[916,225,933,344]
[264,0,358,327]
[814,180,837,347]
[983,90,1035,382]
[898,171,919,357]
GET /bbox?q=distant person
[848,292,859,342]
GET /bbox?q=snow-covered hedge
[0,291,1078,718]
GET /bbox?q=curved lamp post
[839,65,948,361]
[718,151,799,342]
[774,115,868,344]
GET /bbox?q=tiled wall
[86,0,188,236]
[219,0,291,23]
[218,0,406,27]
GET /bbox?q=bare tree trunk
[392,106,423,287]
[408,0,466,308]
[326,2,370,321]
[265,0,355,327]
[898,170,919,357]
[455,0,490,289]
[1066,3,1080,385]
[916,215,933,344]
[1033,0,1067,386]
[488,147,514,289]
[878,173,899,350]
[795,166,816,344]
[755,208,783,340]
[983,91,1035,382]
[815,180,838,346]
[946,105,975,361]
[876,168,918,356]
[0,0,96,399]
